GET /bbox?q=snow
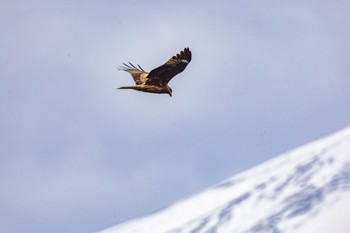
[96,126,350,233]
[296,193,350,233]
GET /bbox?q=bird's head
[166,86,172,97]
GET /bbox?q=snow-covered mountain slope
[97,127,350,233]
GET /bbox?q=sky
[1,1,350,233]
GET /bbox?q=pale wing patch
[140,73,149,84]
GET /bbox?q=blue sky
[1,1,350,233]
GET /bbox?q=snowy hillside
[97,127,350,233]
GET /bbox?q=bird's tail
[117,85,141,90]
[117,86,133,90]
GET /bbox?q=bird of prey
[117,47,192,96]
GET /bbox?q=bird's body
[117,48,192,96]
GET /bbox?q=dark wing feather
[119,62,148,85]
[146,48,192,87]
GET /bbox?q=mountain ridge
[97,126,350,233]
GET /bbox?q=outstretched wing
[119,62,148,85]
[146,47,192,87]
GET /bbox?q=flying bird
[117,47,192,96]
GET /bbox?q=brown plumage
[117,47,192,96]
